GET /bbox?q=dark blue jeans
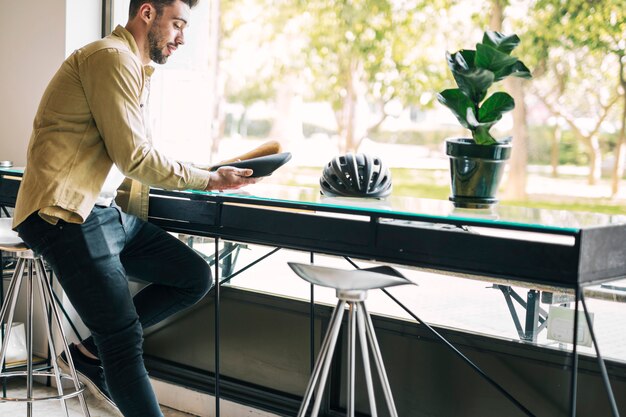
[16,204,212,417]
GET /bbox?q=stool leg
[0,257,26,369]
[356,304,378,417]
[347,303,356,417]
[298,300,346,417]
[310,300,346,417]
[362,304,398,417]
[298,299,344,417]
[34,261,70,417]
[26,261,34,417]
[0,258,26,403]
[35,260,91,417]
[0,257,25,324]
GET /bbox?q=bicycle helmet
[320,153,392,198]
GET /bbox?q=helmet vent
[320,153,392,198]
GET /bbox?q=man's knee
[185,254,213,301]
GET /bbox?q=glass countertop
[181,183,626,233]
[4,167,625,233]
[0,167,23,174]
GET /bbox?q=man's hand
[206,166,257,191]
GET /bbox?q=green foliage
[301,0,455,108]
[437,30,532,145]
[521,0,625,184]
[531,0,625,54]
[222,0,460,151]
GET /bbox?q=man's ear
[138,3,156,24]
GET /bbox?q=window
[111,0,216,164]
[106,0,626,365]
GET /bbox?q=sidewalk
[526,173,626,201]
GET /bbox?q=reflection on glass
[4,166,626,231]
[183,183,626,232]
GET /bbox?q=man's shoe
[58,343,118,410]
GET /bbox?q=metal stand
[0,250,90,416]
[298,289,398,417]
[1,252,85,398]
[289,262,411,416]
[494,285,548,342]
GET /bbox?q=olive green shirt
[13,25,210,228]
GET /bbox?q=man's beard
[148,22,168,64]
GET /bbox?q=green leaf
[475,44,518,74]
[494,60,532,81]
[458,50,476,68]
[446,51,469,72]
[479,92,515,123]
[472,125,498,145]
[447,50,494,103]
[446,50,479,73]
[482,31,520,55]
[452,68,494,104]
[437,89,474,129]
[508,60,532,79]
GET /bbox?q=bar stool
[288,262,412,417]
[0,218,90,416]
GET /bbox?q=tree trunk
[339,59,366,153]
[489,0,529,200]
[551,124,561,178]
[489,0,504,30]
[588,135,602,185]
[269,73,304,150]
[343,78,356,153]
[503,77,529,199]
[610,58,626,197]
[610,97,626,196]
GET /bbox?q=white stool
[289,262,412,417]
[0,218,89,416]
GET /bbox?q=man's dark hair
[129,0,199,17]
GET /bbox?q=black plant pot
[445,138,512,209]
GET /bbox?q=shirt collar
[111,25,155,77]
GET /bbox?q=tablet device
[210,152,292,178]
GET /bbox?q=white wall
[0,0,101,350]
[0,0,101,166]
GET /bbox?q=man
[13,1,255,416]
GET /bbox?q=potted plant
[437,31,532,208]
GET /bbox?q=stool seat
[0,218,28,252]
[288,262,411,291]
